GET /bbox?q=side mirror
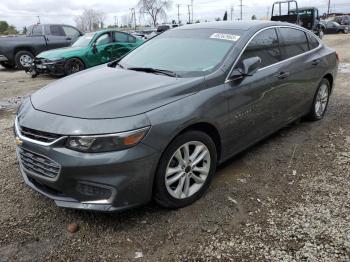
[229,56,261,81]
[92,43,98,53]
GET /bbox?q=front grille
[20,126,61,143]
[19,148,60,179]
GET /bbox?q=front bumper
[0,55,8,62]
[14,123,160,212]
[27,58,66,76]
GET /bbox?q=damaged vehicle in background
[0,24,82,69]
[28,29,143,77]
[15,21,338,212]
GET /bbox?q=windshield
[72,33,95,47]
[120,29,242,77]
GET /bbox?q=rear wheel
[64,58,85,75]
[154,131,217,209]
[307,79,330,121]
[14,50,34,69]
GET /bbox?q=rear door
[276,27,322,120]
[45,25,70,49]
[225,28,287,153]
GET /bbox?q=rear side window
[240,28,281,68]
[63,26,80,38]
[50,25,65,36]
[279,28,309,58]
[307,33,319,50]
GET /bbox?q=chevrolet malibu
[15,21,338,212]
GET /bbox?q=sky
[1,0,350,29]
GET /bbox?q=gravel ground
[0,34,349,261]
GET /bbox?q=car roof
[175,20,295,31]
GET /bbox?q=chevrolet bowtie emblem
[15,137,23,146]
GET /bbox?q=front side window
[239,28,281,68]
[63,26,80,38]
[31,25,43,36]
[95,33,111,46]
[279,28,309,59]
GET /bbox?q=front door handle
[312,59,321,66]
[275,71,290,79]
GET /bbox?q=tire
[306,79,331,121]
[14,50,34,69]
[64,58,85,75]
[0,62,14,69]
[154,130,217,209]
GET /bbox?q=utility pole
[37,15,41,24]
[130,8,137,30]
[114,16,117,27]
[191,0,194,23]
[177,4,181,25]
[327,0,331,17]
[187,5,191,24]
[230,6,234,20]
[239,0,243,20]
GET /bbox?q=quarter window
[239,28,281,68]
[307,33,319,50]
[279,28,309,59]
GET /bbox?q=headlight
[65,127,150,153]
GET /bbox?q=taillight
[336,52,340,61]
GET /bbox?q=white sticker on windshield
[210,33,240,42]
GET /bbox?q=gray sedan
[15,21,338,212]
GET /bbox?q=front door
[86,32,113,67]
[225,28,286,155]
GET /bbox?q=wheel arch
[14,46,35,57]
[323,73,334,92]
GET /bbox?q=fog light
[76,183,112,200]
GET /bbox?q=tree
[75,9,106,32]
[22,26,27,35]
[215,17,221,21]
[138,0,172,27]
[251,14,257,20]
[0,21,9,33]
[223,11,228,21]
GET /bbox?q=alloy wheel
[315,83,329,117]
[165,141,211,199]
[19,54,33,67]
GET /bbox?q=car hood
[38,46,86,60]
[31,66,204,119]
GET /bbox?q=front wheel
[64,58,85,75]
[154,130,217,209]
[306,79,330,121]
[14,50,34,69]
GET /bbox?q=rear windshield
[120,29,243,77]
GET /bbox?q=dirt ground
[0,34,349,261]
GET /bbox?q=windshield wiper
[127,67,179,78]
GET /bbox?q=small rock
[135,251,143,258]
[67,223,79,233]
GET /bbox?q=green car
[29,29,143,77]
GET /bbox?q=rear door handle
[312,59,321,66]
[275,71,290,79]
